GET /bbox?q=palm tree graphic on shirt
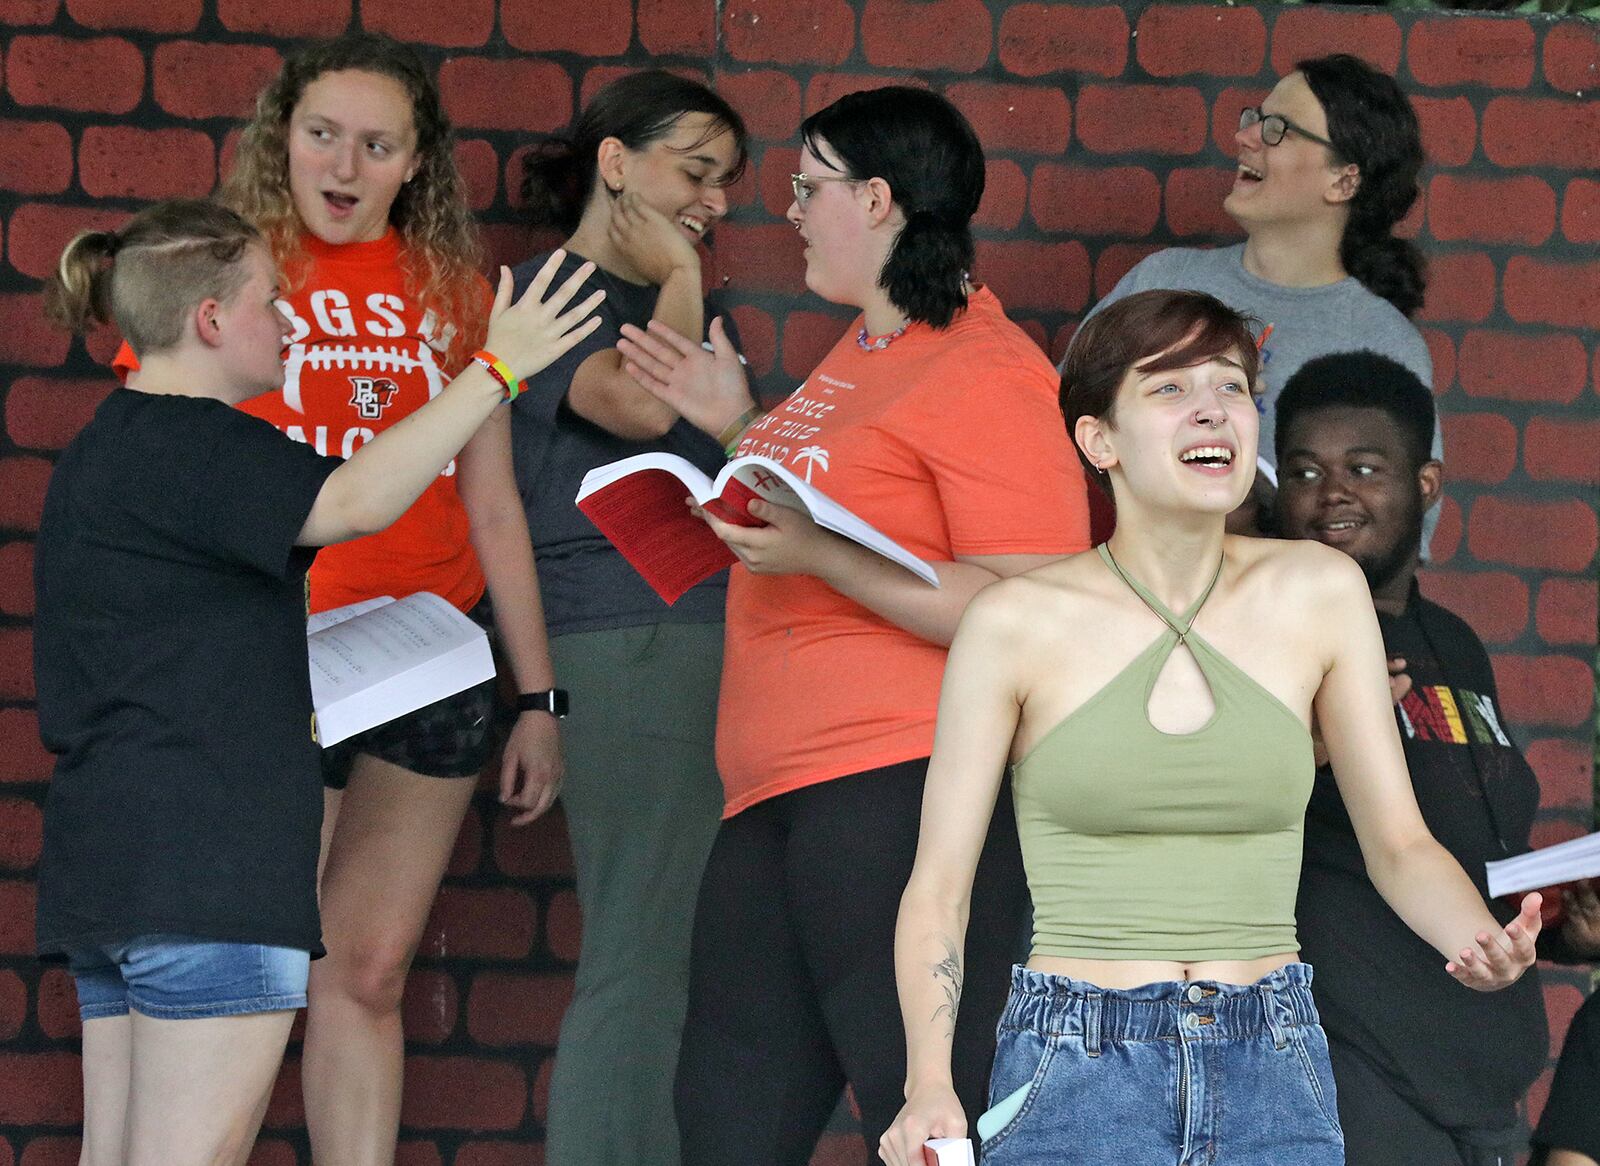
[794,446,830,482]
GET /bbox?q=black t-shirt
[34,389,342,956]
[508,249,740,635]
[1296,583,1547,1127]
[1533,990,1600,1161]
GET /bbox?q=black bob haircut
[1274,350,1436,472]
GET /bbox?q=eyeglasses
[790,172,863,207]
[1238,106,1335,150]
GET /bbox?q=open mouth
[1235,162,1264,184]
[323,192,358,214]
[1179,445,1235,470]
[1313,518,1367,543]
[679,214,707,237]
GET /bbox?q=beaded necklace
[856,321,909,352]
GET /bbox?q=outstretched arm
[880,588,1027,1166]
[1313,551,1539,990]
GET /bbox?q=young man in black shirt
[1275,351,1598,1166]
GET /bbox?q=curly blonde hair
[223,32,485,363]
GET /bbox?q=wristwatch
[517,689,569,718]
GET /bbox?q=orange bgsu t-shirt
[115,230,490,614]
[717,286,1090,817]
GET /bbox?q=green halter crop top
[1012,544,1316,961]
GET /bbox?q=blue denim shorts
[66,935,310,1021]
[981,962,1344,1165]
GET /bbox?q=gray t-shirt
[1079,243,1437,468]
[509,250,737,635]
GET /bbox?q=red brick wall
[0,2,1595,1161]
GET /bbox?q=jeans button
[1186,984,1204,1004]
[1184,1013,1201,1030]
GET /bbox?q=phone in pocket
[975,1080,1031,1142]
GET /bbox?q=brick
[217,0,347,35]
[467,971,573,1046]
[1440,413,1517,486]
[1016,316,1048,356]
[0,294,70,369]
[944,81,1069,156]
[455,1146,541,1166]
[65,0,198,31]
[245,1143,297,1166]
[782,309,853,381]
[755,146,801,217]
[1407,18,1534,90]
[6,35,143,114]
[997,4,1128,79]
[0,542,32,619]
[1468,496,1596,573]
[21,1141,77,1166]
[419,887,535,960]
[0,879,38,954]
[1490,654,1594,730]
[1482,97,1600,170]
[452,139,498,214]
[1420,328,1454,395]
[811,1135,868,1166]
[1414,251,1495,325]
[8,203,129,282]
[439,58,571,133]
[1427,174,1553,248]
[638,0,716,57]
[1093,242,1164,300]
[861,0,991,73]
[1050,321,1079,366]
[0,458,52,536]
[1076,84,1207,157]
[0,1052,78,1124]
[402,969,459,1045]
[545,888,581,962]
[1210,86,1269,155]
[1030,163,1159,238]
[0,797,42,871]
[718,71,802,143]
[260,1059,303,1128]
[1418,568,1528,645]
[716,223,808,297]
[394,1145,444,1166]
[400,1056,526,1130]
[1563,178,1600,245]
[502,0,630,54]
[975,159,1026,232]
[728,304,776,379]
[1164,168,1242,239]
[1412,96,1476,169]
[153,42,283,121]
[1525,416,1600,486]
[1136,5,1265,79]
[580,63,708,113]
[975,240,1091,313]
[0,120,72,195]
[0,710,51,784]
[0,628,33,703]
[1394,192,1425,243]
[1457,331,1588,405]
[0,969,23,1041]
[365,0,491,46]
[78,125,215,201]
[491,804,573,878]
[447,802,482,878]
[1503,257,1600,331]
[1526,738,1595,811]
[0,0,58,22]
[723,0,855,68]
[1544,981,1587,1064]
[804,72,925,118]
[1270,9,1402,76]
[1535,578,1598,647]
[1428,495,1462,565]
[36,967,80,1039]
[1543,20,1599,95]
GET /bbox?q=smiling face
[606,112,739,245]
[287,68,420,246]
[1225,71,1354,232]
[1276,404,1438,593]
[213,244,291,400]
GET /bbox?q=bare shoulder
[1229,536,1367,604]
[959,548,1106,644]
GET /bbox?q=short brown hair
[1060,289,1261,489]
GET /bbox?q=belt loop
[1262,984,1289,1050]
[1083,990,1102,1058]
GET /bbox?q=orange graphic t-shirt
[117,230,490,614]
[717,287,1091,817]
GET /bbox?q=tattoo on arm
[930,936,963,1038]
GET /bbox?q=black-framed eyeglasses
[1238,106,1335,150]
[791,172,864,207]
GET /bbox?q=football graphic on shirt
[281,337,445,416]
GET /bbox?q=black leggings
[674,758,1029,1165]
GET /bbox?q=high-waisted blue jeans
[981,962,1345,1165]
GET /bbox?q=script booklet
[923,1138,975,1166]
[1486,832,1600,899]
[575,452,940,604]
[306,592,495,748]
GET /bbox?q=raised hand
[879,1086,967,1166]
[618,315,753,438]
[484,250,606,384]
[1561,879,1600,956]
[607,191,701,286]
[1445,892,1541,990]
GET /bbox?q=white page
[306,595,395,635]
[1487,833,1600,898]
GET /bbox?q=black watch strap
[517,689,569,718]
